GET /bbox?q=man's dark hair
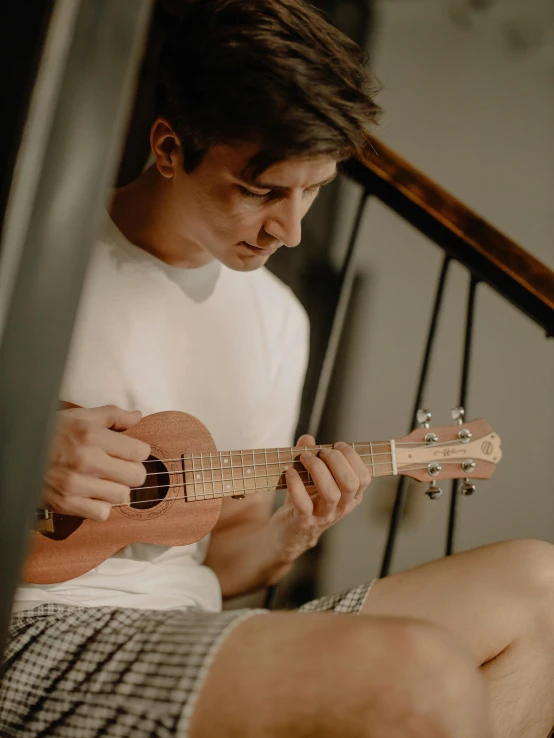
[156,0,381,177]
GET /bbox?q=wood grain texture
[344,137,554,336]
[24,412,222,584]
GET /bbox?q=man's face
[163,139,337,271]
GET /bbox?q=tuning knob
[416,408,432,429]
[451,406,465,426]
[460,479,476,496]
[425,481,443,500]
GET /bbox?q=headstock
[395,418,501,486]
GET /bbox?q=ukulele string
[137,455,461,490]
[117,458,472,506]
[33,459,472,516]
[140,436,476,470]
[142,451,414,478]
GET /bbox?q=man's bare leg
[190,611,490,737]
[364,538,554,738]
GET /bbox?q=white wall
[320,0,554,593]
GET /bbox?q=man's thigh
[362,539,554,663]
[189,610,487,738]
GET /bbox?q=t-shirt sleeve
[250,294,310,448]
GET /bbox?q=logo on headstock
[481,440,493,456]
[434,447,467,458]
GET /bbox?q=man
[2,1,554,737]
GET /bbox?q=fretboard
[178,442,396,501]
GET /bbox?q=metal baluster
[379,255,452,577]
[0,0,153,665]
[446,276,480,556]
[308,191,369,438]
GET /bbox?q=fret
[368,441,375,478]
[371,441,395,477]
[253,449,267,493]
[275,447,283,489]
[263,448,269,491]
[199,452,207,500]
[198,453,206,500]
[286,447,295,489]
[251,448,258,493]
[200,452,214,499]
[241,449,256,495]
[191,453,199,500]
[181,453,190,502]
[220,451,233,498]
[231,450,245,499]
[266,448,280,483]
[296,444,312,487]
[212,452,223,498]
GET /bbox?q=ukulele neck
[179,442,395,500]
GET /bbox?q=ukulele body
[24,412,222,584]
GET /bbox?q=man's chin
[222,249,272,272]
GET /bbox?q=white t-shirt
[14,216,309,614]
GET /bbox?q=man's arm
[204,491,288,597]
[205,433,372,598]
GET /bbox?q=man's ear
[150,117,181,178]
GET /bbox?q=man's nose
[263,197,302,248]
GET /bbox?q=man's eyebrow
[239,171,338,191]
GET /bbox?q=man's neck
[109,167,214,269]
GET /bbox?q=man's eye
[239,186,271,202]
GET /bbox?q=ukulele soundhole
[131,455,169,510]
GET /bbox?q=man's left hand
[270,434,372,561]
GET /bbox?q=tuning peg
[451,406,465,426]
[416,408,432,428]
[425,481,443,500]
[460,478,476,495]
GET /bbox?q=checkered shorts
[0,581,374,738]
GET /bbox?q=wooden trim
[343,137,554,337]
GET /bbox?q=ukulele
[25,410,502,584]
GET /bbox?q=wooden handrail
[344,138,554,337]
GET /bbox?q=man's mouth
[239,241,280,256]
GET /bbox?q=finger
[44,485,113,522]
[285,468,314,517]
[296,434,316,451]
[45,467,132,507]
[332,442,372,498]
[75,446,147,488]
[299,452,341,515]
[316,448,360,500]
[86,405,144,432]
[96,425,150,462]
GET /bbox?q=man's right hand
[43,405,150,521]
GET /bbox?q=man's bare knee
[190,612,490,738]
[495,539,554,589]
[375,619,491,737]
